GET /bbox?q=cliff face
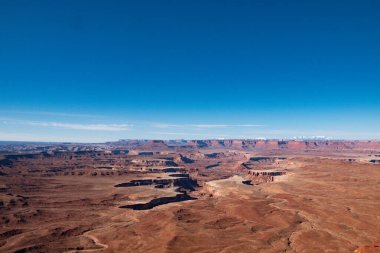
[179,140,380,151]
[110,139,380,151]
[140,140,168,149]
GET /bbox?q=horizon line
[1,138,380,144]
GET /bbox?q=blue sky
[1,0,380,142]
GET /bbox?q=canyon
[0,140,380,252]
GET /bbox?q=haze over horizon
[1,0,380,142]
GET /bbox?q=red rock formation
[287,141,307,150]
[140,140,169,149]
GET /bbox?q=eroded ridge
[1,141,380,252]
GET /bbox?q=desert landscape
[1,140,380,253]
[2,0,380,252]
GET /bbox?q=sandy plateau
[0,140,380,252]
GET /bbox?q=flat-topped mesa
[114,177,199,192]
[248,156,286,165]
[250,156,275,162]
[244,170,286,184]
[212,140,380,151]
[254,140,279,149]
[230,140,246,149]
[131,159,178,167]
[120,194,196,210]
[247,171,286,177]
[107,139,380,151]
[140,140,169,150]
[115,175,200,210]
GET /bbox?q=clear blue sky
[1,0,379,142]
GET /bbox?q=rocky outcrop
[250,157,275,162]
[119,194,196,210]
[131,159,178,167]
[247,171,286,177]
[244,170,286,184]
[115,177,199,192]
[174,154,194,164]
[140,140,169,150]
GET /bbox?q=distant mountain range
[108,139,380,151]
